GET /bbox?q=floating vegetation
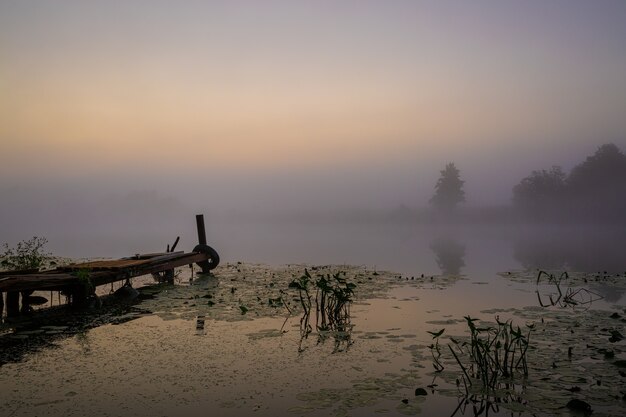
[292,371,427,416]
[499,268,626,293]
[430,304,626,416]
[2,261,625,417]
[114,263,397,325]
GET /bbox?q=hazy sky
[2,0,626,211]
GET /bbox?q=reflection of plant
[430,238,466,275]
[536,270,603,310]
[449,387,527,417]
[289,269,356,353]
[1,236,51,271]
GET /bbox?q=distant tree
[511,143,626,222]
[567,143,626,194]
[567,143,626,220]
[512,166,567,218]
[430,163,465,210]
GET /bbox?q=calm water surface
[1,221,625,416]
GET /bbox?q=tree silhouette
[512,166,566,219]
[511,143,626,222]
[430,163,465,210]
[567,143,626,220]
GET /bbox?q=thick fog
[1,141,625,270]
[1,1,626,268]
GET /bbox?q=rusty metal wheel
[193,244,220,272]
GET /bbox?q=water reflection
[430,237,466,275]
[512,225,626,273]
[298,308,354,354]
[0,296,149,366]
[450,389,527,417]
[535,271,604,310]
[589,282,626,303]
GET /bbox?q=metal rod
[170,236,180,252]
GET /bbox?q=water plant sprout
[288,268,356,352]
[432,316,534,398]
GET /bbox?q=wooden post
[20,290,33,313]
[196,214,207,245]
[164,269,175,284]
[195,214,212,274]
[6,291,20,317]
[0,291,4,317]
[70,285,88,308]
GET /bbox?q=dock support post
[6,291,20,317]
[71,285,88,308]
[193,214,220,274]
[20,290,33,313]
[164,269,175,284]
[196,214,207,245]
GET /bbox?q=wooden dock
[0,214,219,317]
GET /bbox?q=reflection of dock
[0,215,219,317]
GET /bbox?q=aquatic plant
[427,328,445,372]
[288,268,313,316]
[443,316,534,395]
[1,236,51,271]
[314,271,355,332]
[289,269,356,352]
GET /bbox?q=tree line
[430,143,626,222]
[512,143,626,222]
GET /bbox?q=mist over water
[2,1,626,277]
[2,143,625,284]
[1,189,623,277]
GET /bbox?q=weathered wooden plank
[120,251,183,260]
[0,269,39,276]
[57,252,191,273]
[0,252,210,292]
[127,251,186,264]
[0,273,77,292]
[59,259,153,271]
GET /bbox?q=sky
[2,0,626,216]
